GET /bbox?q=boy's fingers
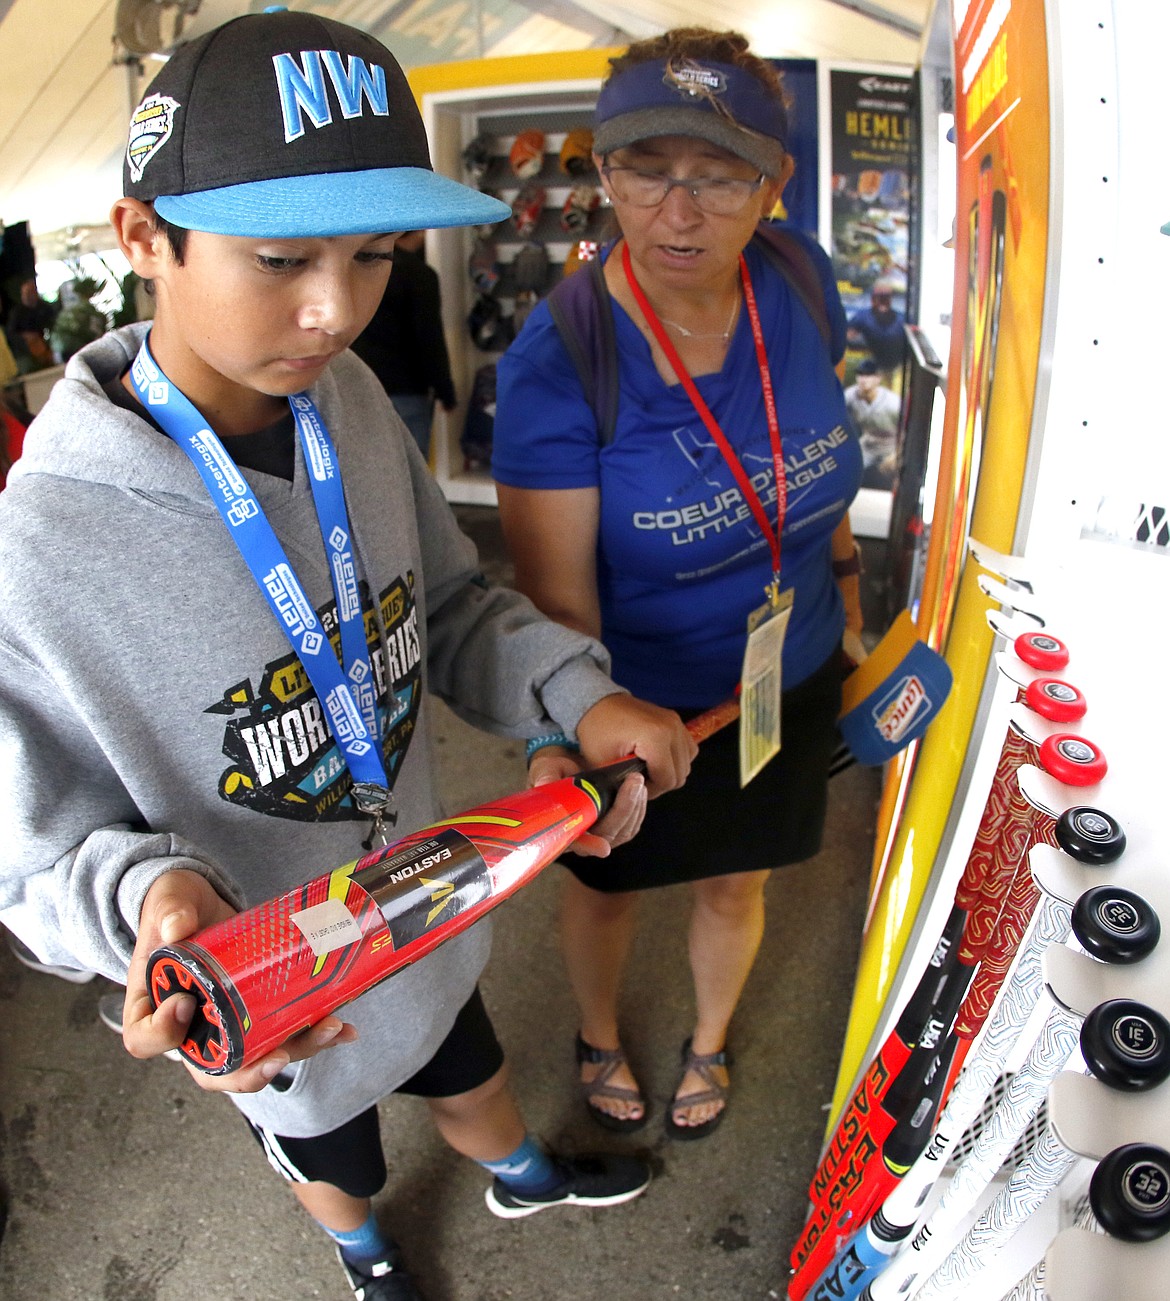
[122,870,235,1061]
[183,1018,359,1094]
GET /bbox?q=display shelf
[411,57,613,504]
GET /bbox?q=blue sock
[477,1135,562,1195]
[319,1209,393,1267]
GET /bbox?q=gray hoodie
[0,323,619,1134]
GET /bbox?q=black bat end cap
[1055,805,1126,864]
[1081,1000,1170,1091]
[1071,885,1161,964]
[147,945,244,1075]
[1091,1143,1170,1241]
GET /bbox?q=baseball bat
[789,726,1107,1296]
[861,897,1157,1301]
[800,650,1078,1223]
[799,810,1129,1301]
[790,666,1087,1269]
[1001,1141,1170,1301]
[148,701,737,1075]
[913,1026,1170,1301]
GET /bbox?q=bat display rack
[793,0,1170,1297]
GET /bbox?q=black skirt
[567,650,845,893]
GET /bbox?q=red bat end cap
[1014,630,1070,671]
[1025,676,1087,723]
[1039,733,1108,786]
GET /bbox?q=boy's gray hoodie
[0,323,619,1135]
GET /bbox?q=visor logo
[127,93,181,183]
[664,59,727,99]
[872,673,930,744]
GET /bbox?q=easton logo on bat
[796,1133,881,1266]
[870,673,930,743]
[810,1056,892,1202]
[368,827,492,947]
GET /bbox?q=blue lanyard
[129,335,391,824]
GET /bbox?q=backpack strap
[546,226,834,448]
[751,225,832,350]
[546,251,621,447]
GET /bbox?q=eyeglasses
[601,165,765,216]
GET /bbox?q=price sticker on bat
[738,588,793,786]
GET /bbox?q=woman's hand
[576,692,696,798]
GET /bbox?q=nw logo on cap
[274,50,389,144]
[127,93,181,183]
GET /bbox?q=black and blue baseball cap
[123,8,508,237]
[593,57,789,177]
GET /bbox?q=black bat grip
[572,756,649,821]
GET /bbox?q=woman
[492,28,864,1139]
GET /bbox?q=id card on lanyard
[129,335,395,844]
[623,245,790,785]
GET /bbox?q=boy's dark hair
[607,28,786,106]
[151,210,189,264]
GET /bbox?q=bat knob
[1024,676,1086,724]
[1013,630,1069,671]
[1081,1000,1170,1092]
[1090,1143,1170,1242]
[1038,733,1107,786]
[148,944,246,1075]
[1055,805,1126,864]
[1071,886,1161,965]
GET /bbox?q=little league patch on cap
[124,9,508,237]
[837,611,953,766]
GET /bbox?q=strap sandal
[575,1033,648,1133]
[665,1036,732,1141]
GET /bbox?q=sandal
[575,1033,648,1133]
[665,1036,732,1141]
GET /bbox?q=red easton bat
[148,701,737,1075]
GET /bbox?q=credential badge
[127,93,181,184]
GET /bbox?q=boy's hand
[528,749,647,856]
[575,693,697,798]
[122,869,358,1093]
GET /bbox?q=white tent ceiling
[0,0,932,245]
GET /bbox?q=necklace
[658,294,740,342]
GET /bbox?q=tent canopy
[0,0,931,246]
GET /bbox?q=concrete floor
[0,507,882,1301]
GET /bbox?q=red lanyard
[621,242,787,587]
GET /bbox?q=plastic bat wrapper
[148,702,736,1074]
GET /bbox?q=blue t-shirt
[493,236,862,709]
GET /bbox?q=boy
[0,12,695,1301]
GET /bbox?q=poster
[829,68,917,493]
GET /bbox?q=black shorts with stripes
[244,986,504,1197]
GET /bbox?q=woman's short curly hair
[606,28,786,106]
